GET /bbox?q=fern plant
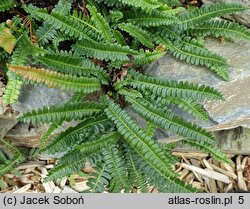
[0,0,249,192]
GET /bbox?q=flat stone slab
[145,38,250,130]
[202,0,250,27]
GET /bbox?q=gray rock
[0,116,16,140]
[4,84,73,147]
[144,38,250,130]
[12,84,73,114]
[215,127,250,154]
[202,0,250,27]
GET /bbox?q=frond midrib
[181,5,246,24]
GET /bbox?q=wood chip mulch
[0,153,249,193]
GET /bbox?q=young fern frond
[119,23,154,48]
[103,144,130,192]
[128,70,223,100]
[179,2,248,27]
[0,0,18,12]
[18,102,105,124]
[87,5,114,42]
[6,64,101,93]
[189,20,250,41]
[125,96,215,144]
[46,115,113,154]
[35,51,109,84]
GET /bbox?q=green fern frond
[36,23,60,45]
[145,122,156,138]
[117,87,143,98]
[35,0,72,44]
[113,30,126,46]
[10,33,31,66]
[103,144,130,192]
[189,20,250,41]
[73,39,141,61]
[2,32,32,105]
[109,10,124,23]
[129,148,197,192]
[124,150,148,192]
[134,50,165,67]
[7,64,101,93]
[87,5,114,42]
[179,2,248,27]
[124,10,179,27]
[24,5,97,41]
[156,35,229,80]
[86,162,111,193]
[119,23,154,48]
[70,10,101,41]
[35,51,109,84]
[45,152,87,181]
[103,96,177,178]
[40,123,60,150]
[18,102,105,124]
[53,0,72,15]
[0,0,18,12]
[128,70,223,100]
[117,0,162,12]
[46,115,113,154]
[125,96,215,145]
[46,137,114,181]
[158,97,209,121]
[94,0,124,7]
[158,0,181,7]
[2,71,23,105]
[75,132,119,155]
[182,139,232,164]
[0,150,8,163]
